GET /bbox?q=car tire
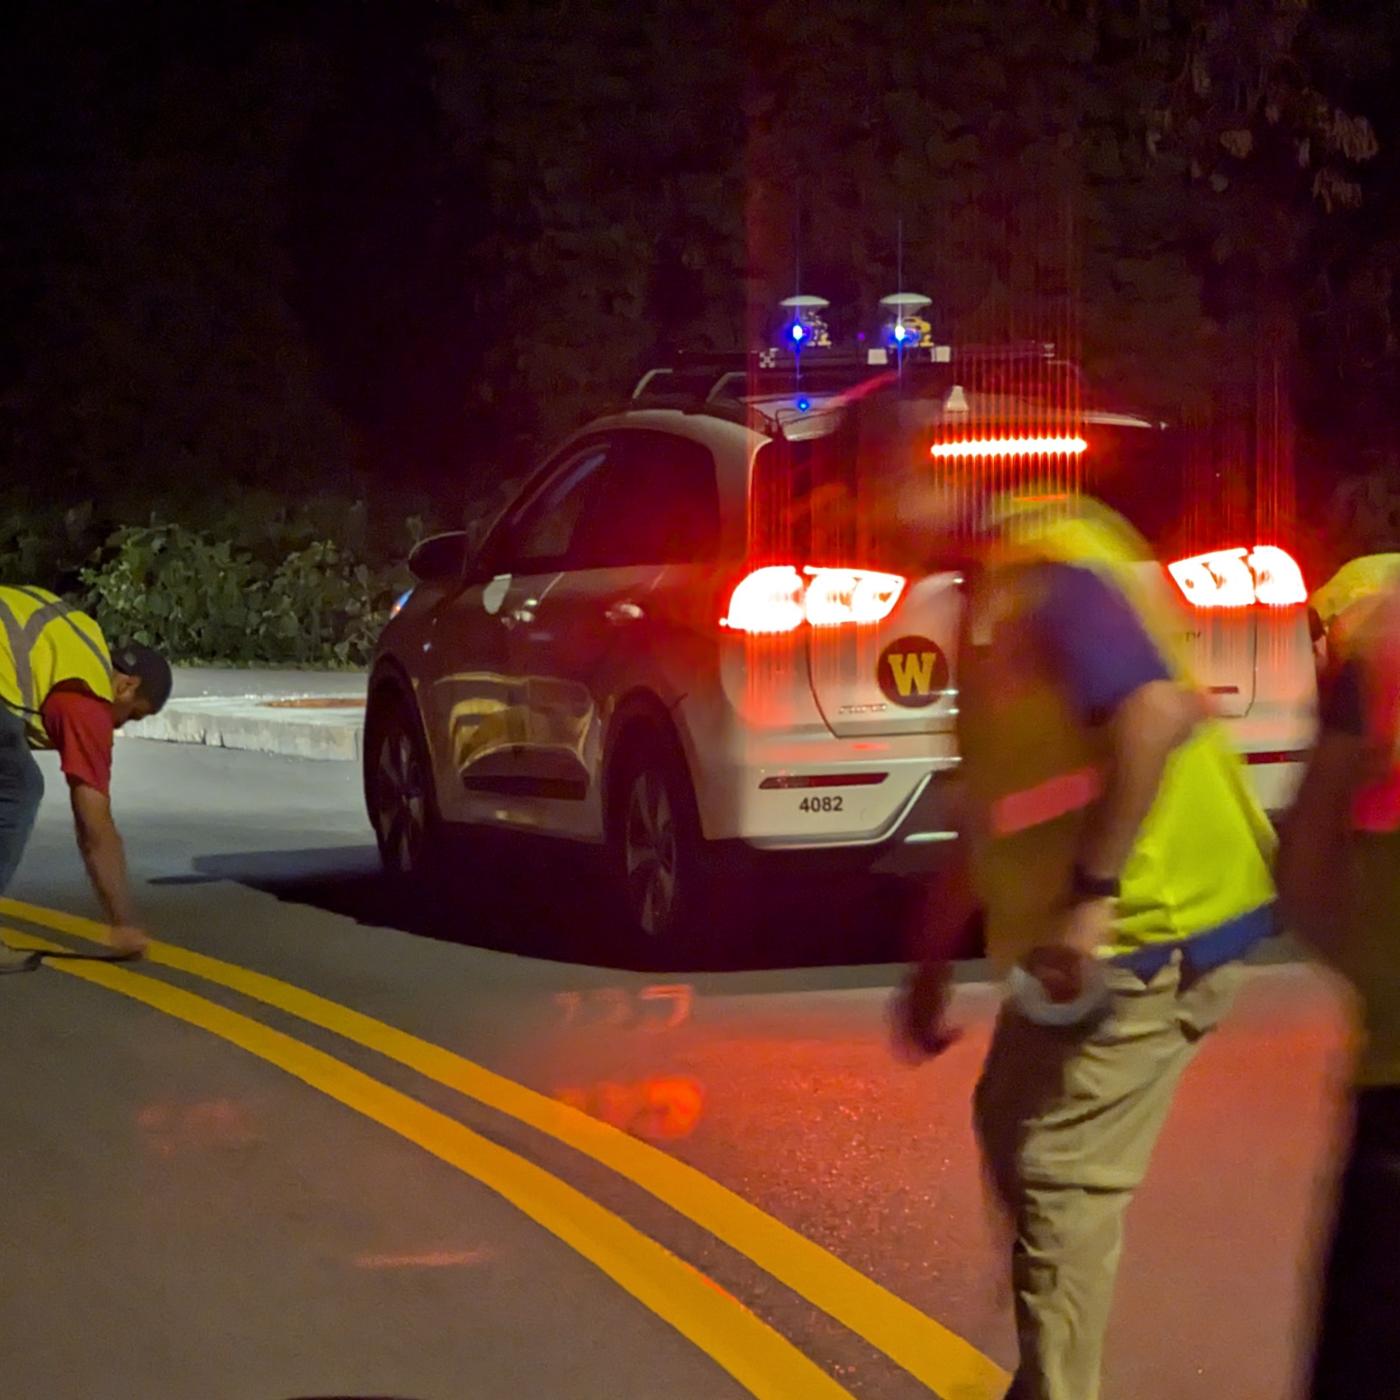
[365,693,442,885]
[608,727,717,958]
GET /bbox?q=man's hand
[1054,894,1114,959]
[109,925,150,958]
[891,961,962,1063]
[69,782,139,931]
[1021,897,1113,1005]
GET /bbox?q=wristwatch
[1070,864,1120,902]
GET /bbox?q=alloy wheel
[374,721,429,876]
[624,767,678,937]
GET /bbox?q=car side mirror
[407,530,470,583]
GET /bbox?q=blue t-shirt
[1031,563,1170,723]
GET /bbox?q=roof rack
[632,343,1087,405]
[607,391,782,436]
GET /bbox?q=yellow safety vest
[958,496,1277,972]
[1311,554,1400,665]
[0,585,114,749]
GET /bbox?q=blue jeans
[0,705,43,894]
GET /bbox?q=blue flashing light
[787,321,807,345]
[796,396,811,413]
[892,321,909,344]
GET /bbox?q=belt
[1109,903,1277,981]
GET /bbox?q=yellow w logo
[888,651,938,697]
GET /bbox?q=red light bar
[929,435,1087,459]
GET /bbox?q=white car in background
[364,348,1315,951]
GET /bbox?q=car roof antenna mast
[792,186,802,401]
[896,215,905,378]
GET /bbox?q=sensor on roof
[777,294,831,350]
[880,291,933,350]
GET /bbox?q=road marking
[1,897,1010,1399]
[2,925,853,1400]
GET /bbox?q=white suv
[364,350,1315,948]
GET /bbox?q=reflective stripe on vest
[989,765,1104,837]
[0,586,113,746]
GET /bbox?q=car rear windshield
[750,406,1258,571]
[1084,424,1259,560]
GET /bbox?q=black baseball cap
[111,643,173,713]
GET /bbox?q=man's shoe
[0,944,40,974]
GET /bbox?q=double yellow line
[1,896,1007,1400]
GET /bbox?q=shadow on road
[150,835,916,973]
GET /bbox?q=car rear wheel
[367,696,440,883]
[610,730,715,954]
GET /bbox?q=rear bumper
[732,768,964,878]
[1243,753,1308,818]
[863,769,965,876]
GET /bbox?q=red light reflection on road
[555,1076,706,1142]
[553,982,694,1032]
[136,1097,261,1157]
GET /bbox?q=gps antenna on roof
[880,292,933,351]
[779,294,831,350]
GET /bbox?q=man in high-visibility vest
[1279,581,1400,1399]
[0,585,170,966]
[897,493,1277,1400]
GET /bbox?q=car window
[494,431,721,573]
[496,443,612,571]
[585,432,720,566]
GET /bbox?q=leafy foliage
[77,521,412,668]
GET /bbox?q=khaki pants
[973,951,1242,1400]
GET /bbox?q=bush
[79,521,412,667]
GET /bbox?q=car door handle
[605,601,645,625]
[501,601,538,629]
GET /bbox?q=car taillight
[720,565,806,634]
[720,565,906,633]
[1167,545,1306,609]
[1248,546,1309,606]
[802,566,906,626]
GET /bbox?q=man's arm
[1047,678,1204,957]
[893,791,984,1061]
[1026,564,1203,950]
[1075,679,1205,888]
[1278,654,1371,956]
[1278,732,1368,957]
[69,783,147,954]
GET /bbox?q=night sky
[4,2,1400,546]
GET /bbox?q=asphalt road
[0,738,1357,1400]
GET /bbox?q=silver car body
[371,393,1314,880]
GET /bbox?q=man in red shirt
[1,598,171,968]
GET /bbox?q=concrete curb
[123,696,364,762]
